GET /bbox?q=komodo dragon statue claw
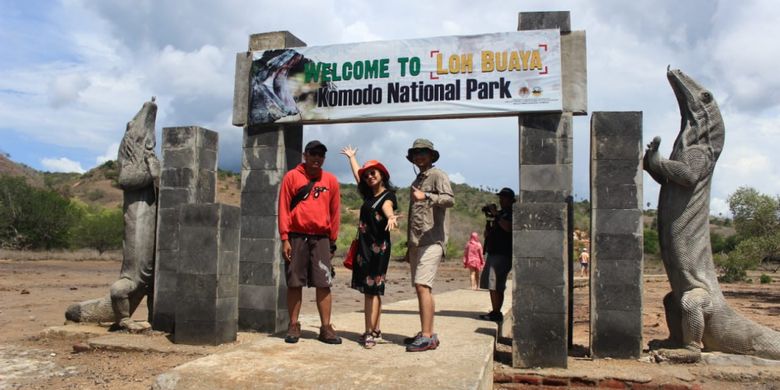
[644,68,780,360]
[65,98,159,332]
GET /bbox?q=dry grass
[0,249,121,261]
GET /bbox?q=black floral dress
[352,190,397,296]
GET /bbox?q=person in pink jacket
[463,232,485,290]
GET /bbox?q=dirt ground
[1,257,779,389]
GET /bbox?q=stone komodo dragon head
[117,97,158,190]
[667,67,725,162]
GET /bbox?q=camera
[481,203,498,219]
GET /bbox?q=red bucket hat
[358,160,390,180]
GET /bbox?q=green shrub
[715,252,755,283]
[760,274,772,284]
[71,208,123,254]
[391,240,408,260]
[0,176,81,249]
[86,189,105,201]
[644,229,659,254]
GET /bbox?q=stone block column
[234,32,305,333]
[514,113,572,368]
[174,204,240,345]
[589,112,644,358]
[513,203,569,367]
[153,126,218,332]
[513,10,586,369]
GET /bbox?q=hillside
[0,156,242,210]
[0,155,503,259]
[0,153,44,188]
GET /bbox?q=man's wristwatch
[424,192,431,200]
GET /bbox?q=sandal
[371,329,388,344]
[361,332,376,349]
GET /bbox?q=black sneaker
[478,311,504,322]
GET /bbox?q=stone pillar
[153,126,218,332]
[513,10,587,369]
[517,114,573,203]
[235,32,305,333]
[514,113,572,368]
[589,112,643,358]
[174,204,240,345]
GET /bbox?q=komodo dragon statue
[65,98,159,332]
[644,68,780,360]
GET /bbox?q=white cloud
[150,45,229,97]
[449,172,466,184]
[341,21,383,43]
[96,142,119,164]
[711,197,730,217]
[41,157,85,173]
[48,72,90,108]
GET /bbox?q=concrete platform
[153,287,510,390]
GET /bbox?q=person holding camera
[479,187,515,322]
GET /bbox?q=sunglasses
[306,150,326,157]
[362,169,381,179]
[410,148,430,156]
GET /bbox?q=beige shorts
[409,244,443,288]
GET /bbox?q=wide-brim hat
[358,160,390,180]
[406,138,440,163]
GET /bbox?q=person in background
[463,232,485,290]
[340,145,399,349]
[579,248,590,277]
[403,138,454,352]
[278,140,341,345]
[478,187,515,323]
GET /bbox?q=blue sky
[2,1,780,215]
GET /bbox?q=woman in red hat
[341,145,398,349]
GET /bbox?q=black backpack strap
[290,178,317,211]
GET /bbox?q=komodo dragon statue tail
[65,98,159,332]
[644,68,780,360]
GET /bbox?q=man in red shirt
[278,140,341,344]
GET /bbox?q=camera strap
[290,178,317,211]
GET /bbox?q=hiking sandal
[362,332,376,349]
[371,329,388,344]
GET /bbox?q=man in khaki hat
[403,138,454,352]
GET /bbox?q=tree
[716,186,780,281]
[72,208,124,254]
[728,186,780,239]
[0,175,80,249]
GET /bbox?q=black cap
[497,187,515,198]
[304,140,327,153]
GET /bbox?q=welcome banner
[248,30,562,125]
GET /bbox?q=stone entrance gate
[152,11,644,368]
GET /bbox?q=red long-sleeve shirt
[278,164,340,241]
